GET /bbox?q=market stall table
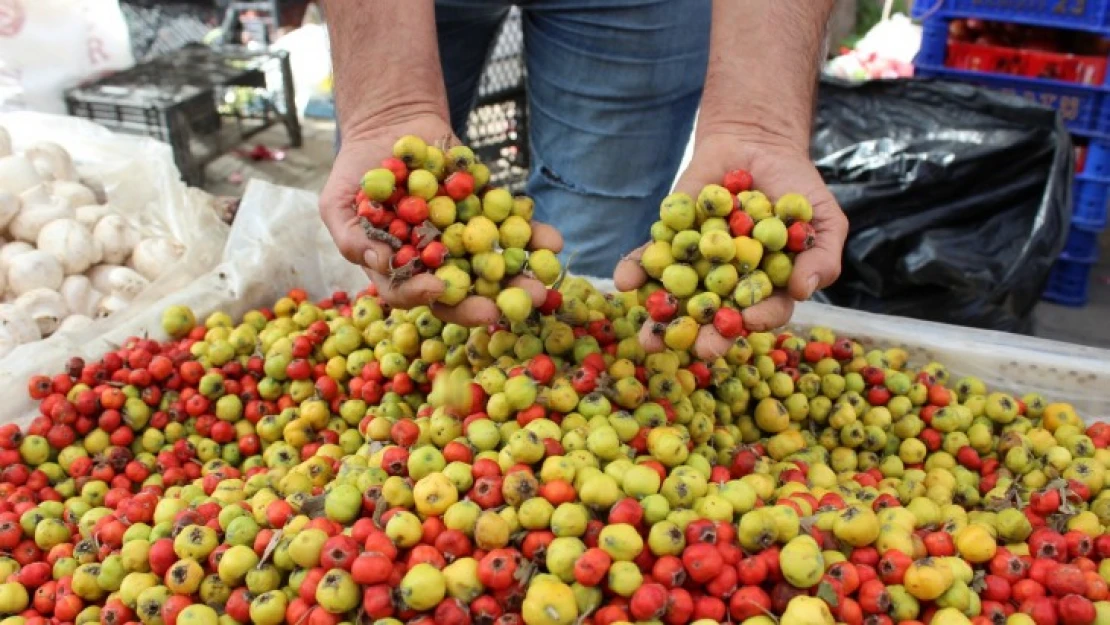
[64,43,301,187]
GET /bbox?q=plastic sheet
[4,179,1105,426]
[0,111,229,423]
[811,78,1072,334]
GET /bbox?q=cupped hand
[614,133,848,361]
[319,114,564,326]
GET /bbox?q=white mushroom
[87,264,148,300]
[25,142,77,182]
[7,249,64,295]
[0,155,43,195]
[75,204,117,229]
[0,302,41,357]
[0,127,11,158]
[0,190,20,230]
[9,186,74,243]
[48,181,97,209]
[92,214,140,265]
[130,237,186,281]
[0,241,34,276]
[37,218,100,275]
[96,294,131,318]
[14,288,67,336]
[59,275,103,318]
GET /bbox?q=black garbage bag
[810,77,1072,334]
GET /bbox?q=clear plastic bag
[4,179,1107,426]
[0,111,229,424]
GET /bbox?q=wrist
[697,0,833,157]
[694,111,811,158]
[696,84,813,156]
[339,100,450,143]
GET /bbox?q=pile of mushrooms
[0,126,187,356]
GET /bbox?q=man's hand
[614,132,848,360]
[320,2,565,326]
[615,0,843,361]
[319,115,565,326]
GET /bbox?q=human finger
[740,292,796,332]
[692,325,734,361]
[613,244,648,292]
[637,321,666,354]
[431,296,501,327]
[319,192,386,268]
[506,275,549,308]
[529,222,564,253]
[788,200,848,301]
[367,270,445,309]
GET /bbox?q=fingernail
[364,250,378,269]
[805,275,820,299]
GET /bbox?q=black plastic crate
[65,84,218,185]
[67,82,221,138]
[65,44,301,186]
[466,93,529,193]
[465,8,529,191]
[477,8,526,105]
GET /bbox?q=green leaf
[816,581,841,608]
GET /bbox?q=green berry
[497,287,534,323]
[659,192,696,231]
[697,184,733,219]
[392,135,428,168]
[482,188,514,223]
[752,217,788,252]
[435,265,472,306]
[361,168,396,202]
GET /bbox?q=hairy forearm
[322,0,449,136]
[699,0,835,153]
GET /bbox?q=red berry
[629,583,669,621]
[444,172,475,201]
[645,289,679,322]
[420,241,448,269]
[682,543,723,584]
[713,307,745,339]
[1058,594,1096,625]
[396,196,429,225]
[728,210,755,237]
[384,219,410,245]
[381,157,409,184]
[723,169,754,194]
[538,289,562,315]
[786,221,816,253]
[391,245,420,270]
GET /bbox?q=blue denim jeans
[435,0,711,278]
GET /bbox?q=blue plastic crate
[1082,139,1110,178]
[913,0,1110,35]
[913,64,1110,136]
[915,19,1110,137]
[1073,174,1110,228]
[1043,257,1096,306]
[1061,223,1104,262]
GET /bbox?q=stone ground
[203,119,336,199]
[1034,238,1110,348]
[201,120,1110,349]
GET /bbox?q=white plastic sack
[0,111,229,425]
[4,179,1109,426]
[853,13,922,66]
[271,24,332,119]
[0,0,134,114]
